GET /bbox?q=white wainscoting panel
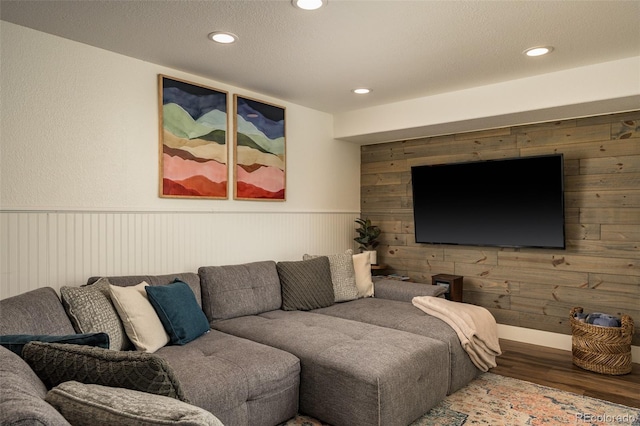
[0,211,360,299]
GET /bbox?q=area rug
[280,373,640,426]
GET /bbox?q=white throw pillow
[109,282,169,353]
[353,252,374,298]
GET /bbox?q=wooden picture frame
[233,95,286,201]
[158,75,229,199]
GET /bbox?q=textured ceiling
[1,0,639,114]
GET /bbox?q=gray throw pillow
[303,249,358,302]
[60,277,130,350]
[277,257,335,311]
[22,341,188,402]
[46,381,223,426]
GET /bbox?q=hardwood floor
[492,339,640,409]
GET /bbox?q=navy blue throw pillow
[145,281,210,345]
[0,332,110,356]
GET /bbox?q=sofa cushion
[277,257,335,311]
[352,252,374,297]
[0,345,71,426]
[22,341,188,401]
[303,249,359,302]
[155,329,300,426]
[145,281,210,345]
[0,332,109,356]
[199,261,282,321]
[110,282,170,353]
[46,381,223,426]
[0,287,76,336]
[60,277,130,350]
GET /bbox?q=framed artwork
[158,75,229,198]
[233,95,286,201]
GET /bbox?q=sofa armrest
[373,278,447,302]
[0,287,76,336]
[0,345,71,426]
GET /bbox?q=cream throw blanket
[412,296,501,372]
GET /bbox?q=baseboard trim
[497,324,639,364]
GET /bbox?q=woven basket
[570,307,634,375]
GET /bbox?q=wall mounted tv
[411,154,565,249]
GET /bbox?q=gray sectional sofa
[0,259,483,426]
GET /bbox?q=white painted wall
[0,21,360,213]
[0,22,361,296]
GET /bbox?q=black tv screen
[411,154,565,249]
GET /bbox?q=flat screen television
[411,154,565,249]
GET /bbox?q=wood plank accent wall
[360,111,640,345]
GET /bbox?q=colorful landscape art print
[159,75,228,198]
[234,95,286,201]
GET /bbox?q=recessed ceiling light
[352,88,371,95]
[523,46,554,57]
[292,0,326,11]
[208,31,238,44]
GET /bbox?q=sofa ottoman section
[155,327,300,426]
[213,311,449,426]
[313,297,482,394]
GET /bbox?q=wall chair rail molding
[0,210,359,299]
[158,75,229,199]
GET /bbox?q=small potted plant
[354,218,381,265]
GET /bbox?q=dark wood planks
[493,339,640,408]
